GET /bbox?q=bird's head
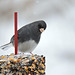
[37,20,47,33]
[29,20,47,36]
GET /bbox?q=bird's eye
[38,24,42,28]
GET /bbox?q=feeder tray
[0,54,45,75]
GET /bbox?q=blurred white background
[0,0,75,75]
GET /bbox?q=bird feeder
[0,12,46,75]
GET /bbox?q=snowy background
[0,0,75,75]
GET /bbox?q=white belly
[18,40,37,53]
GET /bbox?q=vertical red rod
[14,12,18,55]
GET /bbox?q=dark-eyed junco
[0,20,47,53]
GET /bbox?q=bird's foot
[18,52,24,56]
[30,52,34,56]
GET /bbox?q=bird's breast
[18,40,37,53]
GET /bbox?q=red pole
[14,12,18,55]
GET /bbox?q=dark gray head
[37,20,47,32]
[30,20,47,34]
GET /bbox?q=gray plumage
[0,20,47,53]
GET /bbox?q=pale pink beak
[40,28,44,32]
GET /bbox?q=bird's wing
[11,25,31,45]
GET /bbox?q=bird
[0,20,47,53]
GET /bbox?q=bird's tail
[0,42,12,50]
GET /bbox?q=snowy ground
[0,0,75,75]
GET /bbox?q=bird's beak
[40,28,44,32]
